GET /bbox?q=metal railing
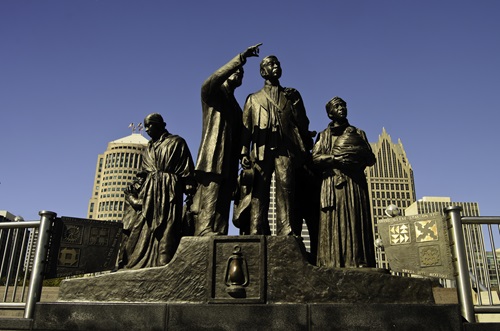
[445,206,500,323]
[0,211,57,319]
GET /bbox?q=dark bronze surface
[240,55,315,237]
[209,236,265,303]
[313,97,376,268]
[118,113,195,269]
[191,44,261,237]
[59,236,436,304]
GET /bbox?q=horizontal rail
[0,302,26,309]
[461,216,500,224]
[474,306,500,314]
[0,221,40,229]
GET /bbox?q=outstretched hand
[242,43,263,59]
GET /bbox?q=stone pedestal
[28,236,465,330]
[57,236,437,304]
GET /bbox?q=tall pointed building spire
[366,128,416,268]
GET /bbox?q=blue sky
[1,0,499,225]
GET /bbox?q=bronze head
[326,97,348,122]
[260,55,282,80]
[144,113,167,141]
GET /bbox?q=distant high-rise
[268,174,312,252]
[0,211,30,277]
[485,250,500,288]
[405,196,480,217]
[366,128,417,268]
[0,210,16,222]
[87,133,148,222]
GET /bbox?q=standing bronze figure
[193,44,262,236]
[313,97,376,268]
[119,113,195,269]
[240,55,313,235]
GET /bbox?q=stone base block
[31,302,462,331]
[0,317,32,330]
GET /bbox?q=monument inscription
[378,212,454,279]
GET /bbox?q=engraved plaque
[378,212,454,279]
[208,236,265,303]
[46,216,122,278]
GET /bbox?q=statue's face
[260,57,281,80]
[227,68,243,88]
[144,118,164,141]
[327,102,348,121]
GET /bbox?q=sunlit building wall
[0,211,32,277]
[267,174,311,252]
[486,249,500,288]
[87,133,148,222]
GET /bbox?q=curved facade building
[87,133,148,222]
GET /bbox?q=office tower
[366,128,417,268]
[0,210,16,222]
[405,196,480,216]
[268,174,277,235]
[267,174,312,252]
[87,132,148,222]
[0,211,30,278]
[486,249,500,288]
[0,211,17,273]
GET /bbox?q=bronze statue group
[118,44,376,271]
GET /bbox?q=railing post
[24,210,57,319]
[445,206,476,323]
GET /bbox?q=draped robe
[313,122,376,268]
[121,133,194,269]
